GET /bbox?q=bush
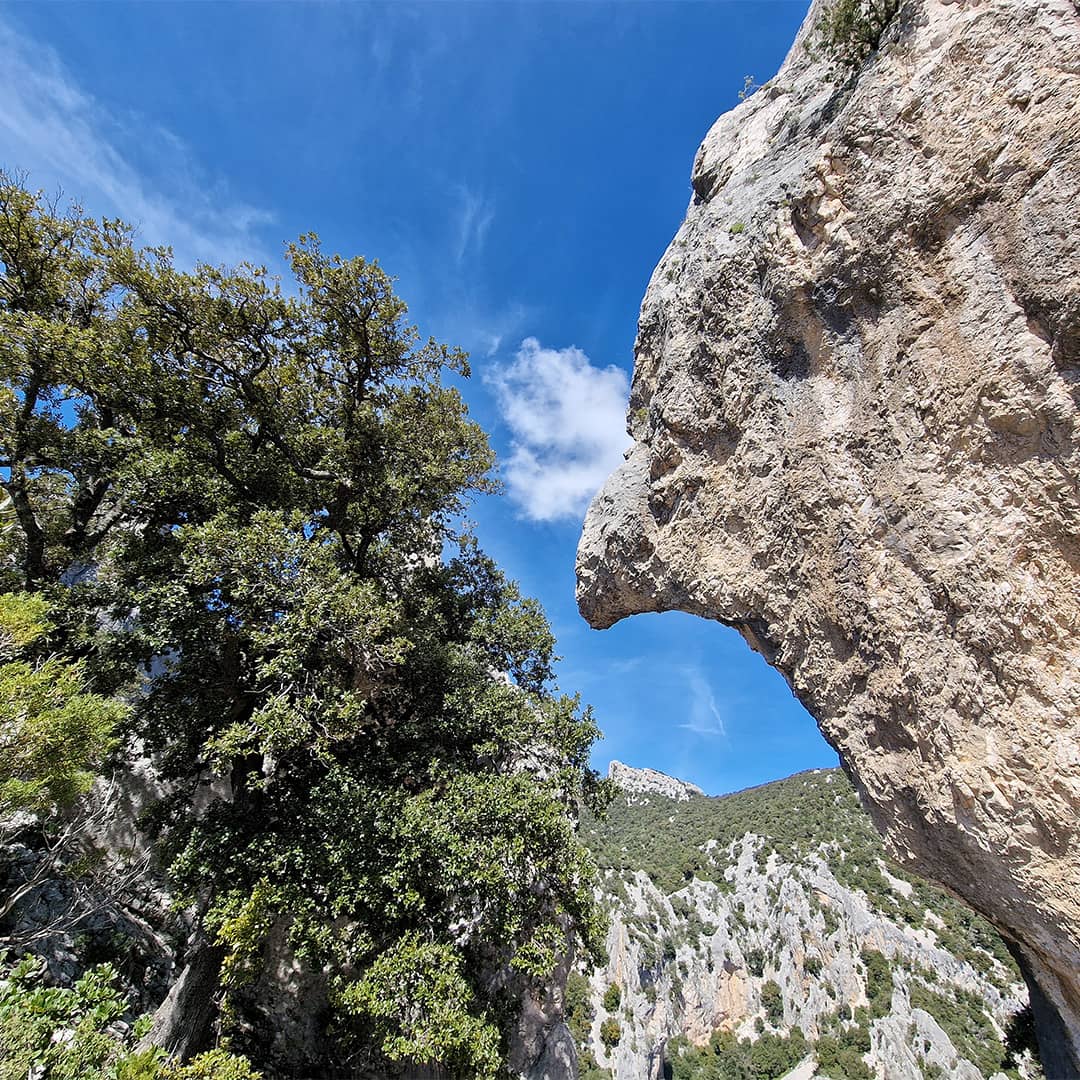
[861,949,893,1019]
[746,947,766,977]
[761,980,785,1027]
[599,1017,622,1050]
[816,0,900,68]
[0,955,258,1080]
[814,1033,872,1080]
[603,982,621,1012]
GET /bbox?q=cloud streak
[453,186,495,265]
[0,17,272,268]
[679,668,728,739]
[488,337,630,522]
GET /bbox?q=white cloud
[679,668,728,739]
[0,17,272,268]
[489,337,631,522]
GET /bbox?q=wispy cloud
[488,337,631,522]
[453,185,495,265]
[0,16,272,268]
[679,667,728,739]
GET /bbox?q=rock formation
[608,761,705,803]
[576,0,1080,1072]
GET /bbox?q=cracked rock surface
[576,0,1080,1072]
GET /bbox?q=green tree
[599,1017,621,1050]
[760,980,784,1027]
[0,174,606,1077]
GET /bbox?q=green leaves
[0,593,124,816]
[0,174,605,1075]
[336,935,502,1079]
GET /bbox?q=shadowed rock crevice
[576,0,1080,1071]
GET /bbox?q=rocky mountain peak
[608,761,704,803]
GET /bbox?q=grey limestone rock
[608,761,705,803]
[576,0,1080,1071]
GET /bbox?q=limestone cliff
[575,0,1080,1073]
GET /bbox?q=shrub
[599,1017,621,1050]
[816,0,900,68]
[861,949,893,1018]
[746,947,766,977]
[761,980,785,1026]
[602,982,621,1012]
[0,955,258,1080]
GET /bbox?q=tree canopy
[0,173,606,1077]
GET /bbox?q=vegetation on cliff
[0,174,604,1078]
[577,769,1041,1080]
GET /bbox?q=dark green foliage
[814,1032,872,1080]
[0,175,605,1078]
[760,981,784,1027]
[746,947,766,978]
[1003,1004,1044,1079]
[603,982,621,1012]
[586,771,888,892]
[861,949,893,1019]
[816,0,900,68]
[600,1017,622,1050]
[561,972,616,1080]
[565,972,594,1048]
[665,1027,807,1080]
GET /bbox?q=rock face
[578,768,1035,1080]
[576,0,1080,1072]
[608,760,705,803]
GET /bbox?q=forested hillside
[572,768,1042,1080]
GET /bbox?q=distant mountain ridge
[570,768,1042,1080]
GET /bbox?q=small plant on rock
[599,1017,622,1050]
[817,0,900,68]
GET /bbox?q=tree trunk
[140,938,225,1060]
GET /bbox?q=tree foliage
[0,173,605,1076]
[0,592,123,817]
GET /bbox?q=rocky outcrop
[608,761,705,803]
[576,0,1080,1072]
[591,848,1023,1080]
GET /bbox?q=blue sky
[0,0,838,794]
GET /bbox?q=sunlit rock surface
[608,761,705,803]
[576,0,1080,1071]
